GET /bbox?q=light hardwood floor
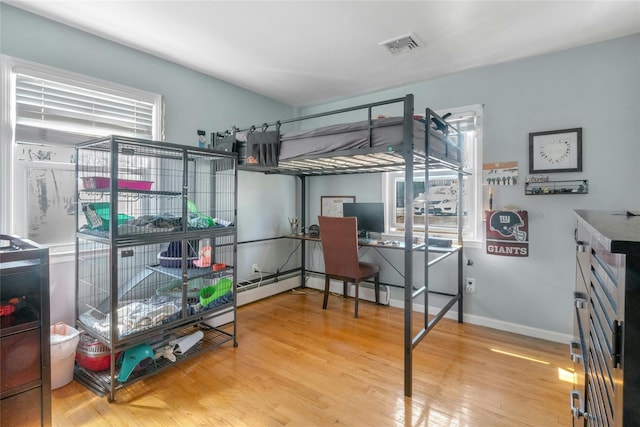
[52,288,572,426]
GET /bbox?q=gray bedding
[278,116,427,161]
[234,116,458,165]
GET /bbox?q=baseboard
[204,310,235,328]
[304,276,390,305]
[388,297,571,344]
[204,276,301,327]
[213,275,571,344]
[469,315,571,344]
[237,276,301,306]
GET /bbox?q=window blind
[440,106,482,172]
[444,110,479,133]
[15,71,156,146]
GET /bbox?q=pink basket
[82,177,153,191]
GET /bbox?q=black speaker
[308,224,320,237]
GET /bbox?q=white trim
[6,56,163,122]
[387,297,570,344]
[382,104,484,244]
[0,56,16,232]
[306,275,569,344]
[203,277,301,328]
[0,54,163,241]
[237,276,301,306]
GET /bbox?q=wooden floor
[52,288,572,426]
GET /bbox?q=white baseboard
[204,276,301,327]
[305,277,569,344]
[388,297,571,344]
[204,310,235,328]
[237,276,301,306]
[210,275,571,344]
[469,315,571,344]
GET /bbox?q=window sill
[50,250,76,264]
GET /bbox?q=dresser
[0,235,50,426]
[572,211,640,426]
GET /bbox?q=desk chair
[317,216,380,318]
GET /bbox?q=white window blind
[15,70,157,146]
[443,108,480,172]
[1,56,163,254]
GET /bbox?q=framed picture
[321,196,355,217]
[529,128,582,173]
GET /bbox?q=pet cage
[74,135,237,400]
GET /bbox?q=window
[0,56,163,256]
[383,104,483,243]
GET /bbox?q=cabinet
[571,210,640,426]
[0,234,50,426]
[75,136,237,401]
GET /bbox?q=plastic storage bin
[75,334,121,372]
[50,323,80,389]
[82,177,153,191]
[85,203,134,231]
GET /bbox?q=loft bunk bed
[215,94,465,397]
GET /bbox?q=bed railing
[221,94,467,397]
[213,95,464,177]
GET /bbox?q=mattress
[235,116,459,165]
[280,116,422,160]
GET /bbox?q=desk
[286,234,458,254]
[287,233,421,249]
[286,233,461,281]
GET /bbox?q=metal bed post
[420,105,431,395]
[422,108,431,366]
[402,94,415,397]
[457,131,464,323]
[226,94,465,399]
[232,154,239,345]
[300,176,307,287]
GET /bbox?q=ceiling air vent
[378,33,422,55]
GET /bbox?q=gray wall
[2,4,639,340]
[0,4,293,141]
[300,34,640,340]
[0,4,298,325]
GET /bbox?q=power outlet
[252,264,260,274]
[465,277,476,294]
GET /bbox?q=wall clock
[529,128,582,173]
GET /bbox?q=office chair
[317,216,380,318]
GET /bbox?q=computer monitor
[342,202,385,236]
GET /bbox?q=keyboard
[359,239,403,247]
[358,238,378,245]
[356,238,452,248]
[428,237,452,247]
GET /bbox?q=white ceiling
[6,1,640,107]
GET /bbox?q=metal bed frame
[227,94,465,397]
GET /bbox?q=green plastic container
[91,203,133,231]
[199,278,233,307]
[156,278,204,300]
